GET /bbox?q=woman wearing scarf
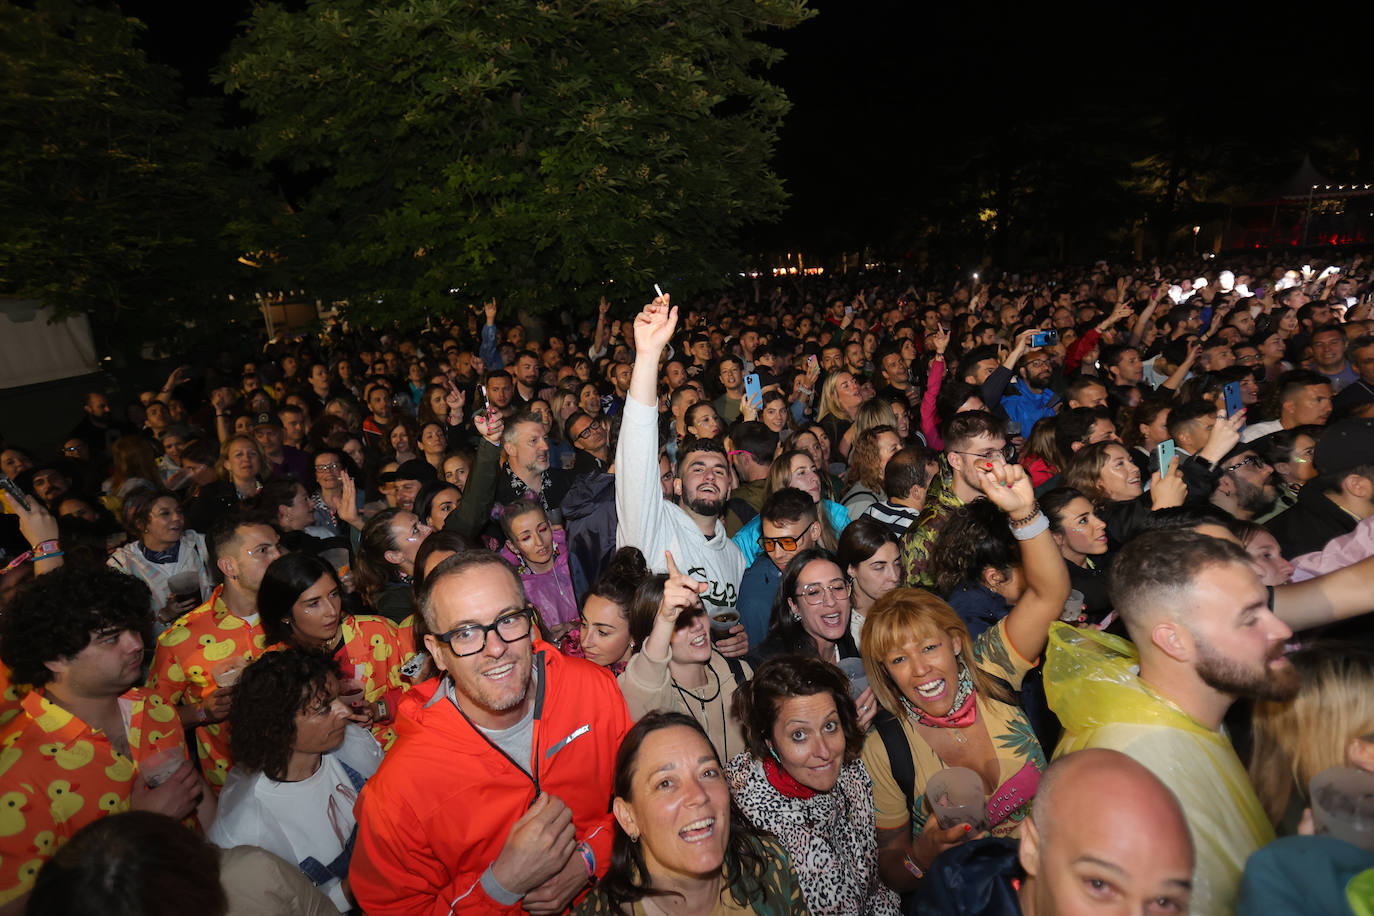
[107,488,213,630]
[857,461,1069,894]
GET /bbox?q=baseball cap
[252,412,283,429]
[380,459,438,486]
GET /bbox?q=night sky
[120,1,1374,260]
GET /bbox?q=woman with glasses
[259,552,417,751]
[728,656,901,916]
[309,448,363,535]
[619,552,752,763]
[353,508,434,624]
[858,462,1069,895]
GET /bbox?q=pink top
[1289,516,1374,582]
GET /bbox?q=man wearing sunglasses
[351,550,632,916]
[735,487,820,647]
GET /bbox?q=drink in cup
[925,766,990,833]
[321,547,351,579]
[167,571,202,607]
[708,609,740,634]
[837,656,868,700]
[1310,766,1374,851]
[209,657,247,690]
[142,746,188,788]
[338,677,367,711]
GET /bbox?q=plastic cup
[142,747,188,788]
[1059,589,1086,623]
[167,570,202,606]
[321,548,351,579]
[925,766,989,832]
[210,658,246,689]
[837,656,868,700]
[338,677,367,710]
[707,608,740,633]
[1310,766,1374,851]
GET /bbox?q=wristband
[33,550,64,561]
[903,852,924,880]
[195,706,208,725]
[576,840,596,880]
[34,539,59,554]
[1011,513,1048,541]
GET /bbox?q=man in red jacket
[351,550,632,915]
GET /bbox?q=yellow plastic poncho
[1044,623,1274,916]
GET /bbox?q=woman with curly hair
[573,711,808,915]
[728,657,901,916]
[840,424,901,521]
[210,647,382,912]
[258,552,417,750]
[928,498,1024,638]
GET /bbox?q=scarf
[138,540,181,565]
[903,660,978,729]
[762,755,816,800]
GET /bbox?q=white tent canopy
[0,299,98,390]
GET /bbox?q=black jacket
[1267,484,1360,558]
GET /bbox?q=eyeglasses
[433,608,534,657]
[316,463,342,473]
[795,578,851,605]
[245,541,282,559]
[759,535,802,552]
[573,422,600,441]
[1224,455,1270,474]
[949,444,1015,464]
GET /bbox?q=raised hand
[475,408,504,446]
[633,295,677,353]
[484,298,498,325]
[1149,456,1187,510]
[973,461,1035,519]
[337,472,361,530]
[660,551,707,622]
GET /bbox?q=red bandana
[762,756,817,800]
[912,688,978,730]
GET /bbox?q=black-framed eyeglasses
[949,444,1015,464]
[433,607,534,657]
[795,578,851,606]
[1224,455,1269,474]
[574,422,601,441]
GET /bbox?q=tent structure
[1221,156,1374,250]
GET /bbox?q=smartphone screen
[1155,438,1176,476]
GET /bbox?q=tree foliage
[219,0,813,325]
[0,0,256,353]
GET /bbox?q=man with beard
[1047,531,1299,916]
[351,550,632,915]
[495,411,571,527]
[616,296,748,654]
[1209,444,1280,521]
[874,342,918,408]
[999,348,1057,435]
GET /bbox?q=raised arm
[975,463,1070,661]
[1273,553,1374,632]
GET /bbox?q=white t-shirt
[209,725,383,911]
[614,396,746,611]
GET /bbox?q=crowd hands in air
[3,252,1374,915]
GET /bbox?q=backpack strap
[873,709,916,825]
[723,655,747,689]
[726,497,758,526]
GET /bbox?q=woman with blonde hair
[1249,645,1374,830]
[858,461,1069,894]
[184,435,270,533]
[731,448,848,566]
[816,371,863,467]
[838,398,898,460]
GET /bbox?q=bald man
[1019,749,1194,916]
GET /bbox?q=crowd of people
[2,254,1374,915]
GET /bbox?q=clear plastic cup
[338,677,367,710]
[837,656,868,700]
[925,766,989,832]
[1310,766,1374,851]
[321,548,351,578]
[166,570,202,606]
[1060,589,1086,623]
[142,746,188,788]
[210,657,246,689]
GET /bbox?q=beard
[1234,475,1279,516]
[1195,639,1300,701]
[684,492,726,517]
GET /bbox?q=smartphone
[478,384,490,419]
[400,651,429,680]
[1031,330,1059,347]
[807,355,817,371]
[743,373,762,409]
[0,475,30,512]
[1155,438,1176,476]
[1223,381,1244,423]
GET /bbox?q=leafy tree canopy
[219,0,813,326]
[0,0,258,354]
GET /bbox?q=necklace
[672,665,727,757]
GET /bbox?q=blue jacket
[736,557,782,649]
[999,382,1057,436]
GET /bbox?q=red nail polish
[963,824,972,832]
[984,462,994,470]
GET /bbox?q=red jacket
[350,641,631,916]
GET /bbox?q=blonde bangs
[860,587,975,716]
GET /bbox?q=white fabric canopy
[0,300,98,389]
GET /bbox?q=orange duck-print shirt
[145,586,268,790]
[0,687,195,904]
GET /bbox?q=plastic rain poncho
[1044,623,1274,916]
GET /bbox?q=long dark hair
[765,547,857,657]
[258,552,342,646]
[598,711,772,911]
